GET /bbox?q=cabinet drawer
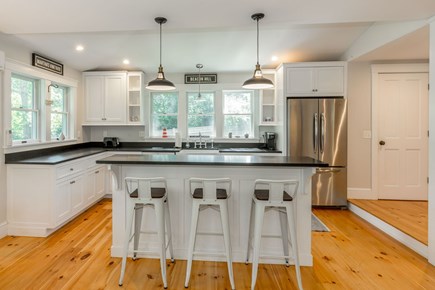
[56,162,84,180]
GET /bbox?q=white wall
[347,62,372,195]
[0,33,83,236]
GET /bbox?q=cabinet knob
[379,140,386,146]
[70,168,74,171]
[95,170,99,174]
[70,180,76,184]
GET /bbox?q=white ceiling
[0,0,434,73]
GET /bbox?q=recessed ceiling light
[75,45,84,51]
[123,59,130,65]
[271,55,278,61]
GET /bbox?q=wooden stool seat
[254,189,293,201]
[130,187,166,198]
[192,188,228,199]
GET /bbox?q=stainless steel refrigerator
[287,97,347,207]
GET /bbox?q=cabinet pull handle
[70,181,76,184]
[95,170,99,174]
[102,117,107,121]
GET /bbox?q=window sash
[150,92,179,137]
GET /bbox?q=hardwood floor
[0,199,434,289]
[348,199,428,245]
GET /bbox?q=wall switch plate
[363,130,372,139]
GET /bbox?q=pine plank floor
[0,199,434,289]
[348,199,428,245]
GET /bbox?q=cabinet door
[316,67,344,95]
[85,75,105,122]
[94,166,106,199]
[285,67,315,95]
[85,170,96,205]
[70,176,85,215]
[104,74,127,123]
[54,180,72,225]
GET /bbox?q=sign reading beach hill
[32,53,64,75]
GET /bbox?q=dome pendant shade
[242,13,274,90]
[146,65,176,91]
[242,64,274,89]
[146,17,176,91]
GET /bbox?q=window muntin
[50,85,69,140]
[223,90,254,137]
[187,92,215,137]
[151,92,178,137]
[11,74,39,143]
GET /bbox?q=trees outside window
[187,92,214,137]
[151,92,178,137]
[50,85,69,140]
[11,74,39,142]
[223,90,254,137]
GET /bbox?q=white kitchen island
[97,154,327,266]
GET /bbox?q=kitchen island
[97,154,327,266]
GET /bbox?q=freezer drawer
[312,167,347,207]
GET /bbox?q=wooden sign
[184,73,217,84]
[32,53,64,75]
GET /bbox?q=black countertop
[96,154,328,167]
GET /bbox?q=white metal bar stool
[184,178,235,290]
[245,179,303,290]
[119,177,174,289]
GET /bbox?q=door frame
[371,63,429,199]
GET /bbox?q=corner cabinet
[7,153,108,237]
[284,62,346,97]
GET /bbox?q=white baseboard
[0,222,7,239]
[348,203,428,258]
[348,187,377,199]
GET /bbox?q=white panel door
[378,73,428,200]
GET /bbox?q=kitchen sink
[179,149,220,155]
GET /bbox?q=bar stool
[184,178,235,290]
[245,179,303,290]
[119,177,174,289]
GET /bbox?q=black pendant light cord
[256,17,260,66]
[159,21,162,67]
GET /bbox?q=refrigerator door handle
[314,113,318,154]
[320,113,326,153]
[316,168,341,174]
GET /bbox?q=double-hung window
[223,90,254,137]
[11,74,40,144]
[150,92,179,137]
[187,92,215,137]
[50,85,69,140]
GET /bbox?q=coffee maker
[264,132,277,150]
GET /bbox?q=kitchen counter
[102,153,323,267]
[97,153,326,167]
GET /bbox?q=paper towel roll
[175,132,182,148]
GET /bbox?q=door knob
[379,140,385,146]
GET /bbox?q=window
[50,85,69,140]
[187,92,215,137]
[223,90,254,137]
[11,74,39,143]
[151,92,178,137]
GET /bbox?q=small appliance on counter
[103,137,120,148]
[263,132,277,150]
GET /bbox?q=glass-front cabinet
[127,71,145,125]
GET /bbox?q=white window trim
[3,59,78,149]
[222,90,255,137]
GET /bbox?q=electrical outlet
[363,130,372,139]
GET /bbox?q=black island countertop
[96,154,328,167]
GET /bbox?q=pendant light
[196,64,203,99]
[242,13,274,89]
[146,17,176,91]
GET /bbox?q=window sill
[4,139,79,153]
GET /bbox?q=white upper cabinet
[84,71,127,125]
[285,62,346,97]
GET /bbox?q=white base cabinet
[7,153,108,237]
